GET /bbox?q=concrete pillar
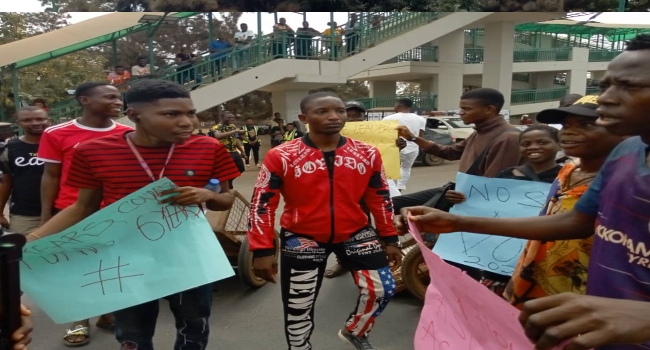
[434,30,465,64]
[432,29,465,111]
[482,21,515,109]
[420,77,437,95]
[437,67,464,111]
[532,72,560,89]
[271,90,309,124]
[568,47,589,95]
[368,81,396,98]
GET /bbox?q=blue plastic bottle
[205,178,221,193]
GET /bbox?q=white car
[425,116,475,142]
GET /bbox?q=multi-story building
[350,18,647,122]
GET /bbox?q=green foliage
[397,82,420,96]
[0,12,107,120]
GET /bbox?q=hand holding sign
[407,216,570,350]
[395,206,459,234]
[158,186,215,206]
[519,293,648,350]
[433,173,552,276]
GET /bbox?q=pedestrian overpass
[1,12,565,123]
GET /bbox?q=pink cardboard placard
[409,218,545,350]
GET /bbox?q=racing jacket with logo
[248,135,399,257]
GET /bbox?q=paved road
[23,144,460,350]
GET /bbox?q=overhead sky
[3,1,650,29]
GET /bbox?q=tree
[97,13,241,70]
[397,82,420,96]
[0,12,107,121]
[150,0,219,11]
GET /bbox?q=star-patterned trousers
[279,227,395,350]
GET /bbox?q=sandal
[96,314,115,331]
[96,320,115,331]
[63,325,90,347]
[325,263,349,278]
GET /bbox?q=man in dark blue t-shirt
[209,33,234,78]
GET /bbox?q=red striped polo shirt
[66,131,241,205]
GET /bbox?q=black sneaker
[338,328,379,350]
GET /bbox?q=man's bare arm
[212,130,238,139]
[28,188,103,242]
[458,210,595,241]
[403,207,596,242]
[0,172,12,227]
[40,163,62,224]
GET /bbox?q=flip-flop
[63,325,90,347]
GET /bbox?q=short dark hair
[115,65,125,69]
[396,98,413,109]
[125,79,190,105]
[559,94,583,107]
[74,82,112,104]
[299,91,340,113]
[137,55,146,60]
[33,98,47,106]
[461,88,505,113]
[625,34,650,51]
[521,125,559,142]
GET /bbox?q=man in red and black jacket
[247,92,401,350]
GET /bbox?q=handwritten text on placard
[409,220,559,350]
[21,178,234,324]
[434,172,552,276]
[341,120,401,179]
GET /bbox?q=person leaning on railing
[344,13,360,55]
[271,18,294,59]
[368,14,383,47]
[322,22,344,60]
[234,23,255,70]
[295,21,320,59]
[209,33,235,79]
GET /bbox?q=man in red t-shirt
[107,65,131,90]
[36,81,131,346]
[29,79,240,350]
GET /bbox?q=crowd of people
[99,13,376,96]
[2,33,650,350]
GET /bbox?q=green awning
[515,22,650,41]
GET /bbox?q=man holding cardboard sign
[26,79,240,350]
